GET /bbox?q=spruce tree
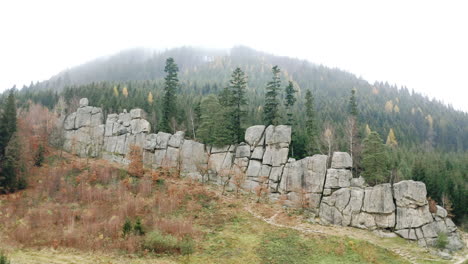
[160,58,179,133]
[305,90,318,154]
[361,131,388,185]
[284,81,297,125]
[264,66,281,126]
[197,95,232,146]
[0,91,17,158]
[349,88,358,117]
[227,67,247,143]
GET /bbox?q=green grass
[174,210,408,264]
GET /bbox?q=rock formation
[62,99,464,251]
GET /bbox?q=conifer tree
[349,88,358,117]
[305,89,318,154]
[197,95,232,146]
[264,66,281,126]
[0,91,17,159]
[227,67,247,143]
[361,131,388,185]
[284,81,297,126]
[160,58,179,133]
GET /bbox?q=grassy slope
[0,152,464,264]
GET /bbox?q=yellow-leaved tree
[386,128,398,148]
[122,86,129,98]
[148,92,154,104]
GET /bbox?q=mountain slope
[20,46,468,152]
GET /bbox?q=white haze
[0,0,467,112]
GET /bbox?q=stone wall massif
[62,99,464,251]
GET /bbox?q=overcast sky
[1,0,467,112]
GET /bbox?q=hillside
[6,46,466,227]
[17,46,468,152]
[1,150,466,264]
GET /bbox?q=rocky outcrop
[62,98,464,252]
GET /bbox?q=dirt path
[244,205,467,264]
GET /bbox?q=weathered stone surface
[362,184,395,214]
[130,108,146,119]
[350,176,366,188]
[446,233,464,251]
[164,147,180,167]
[393,180,427,208]
[245,125,266,146]
[320,202,343,225]
[435,205,448,218]
[269,166,284,183]
[153,149,167,167]
[79,98,89,107]
[445,218,457,232]
[130,119,150,134]
[325,169,352,188]
[211,145,230,153]
[262,146,288,166]
[235,143,251,158]
[395,229,418,240]
[351,212,376,230]
[143,134,158,151]
[90,109,103,127]
[168,131,185,148]
[265,125,291,145]
[246,160,262,178]
[395,205,433,230]
[374,213,396,228]
[75,106,92,128]
[114,134,127,154]
[251,146,264,160]
[303,155,328,193]
[331,152,352,169]
[64,112,76,130]
[180,140,208,178]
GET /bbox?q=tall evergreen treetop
[264,65,281,126]
[160,58,179,133]
[349,88,358,117]
[227,67,248,143]
[305,89,318,154]
[0,91,17,158]
[284,81,297,126]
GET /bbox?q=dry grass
[0,152,219,255]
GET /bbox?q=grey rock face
[168,131,185,148]
[350,176,366,188]
[395,205,433,230]
[362,184,395,214]
[130,108,146,119]
[245,125,266,146]
[325,169,352,188]
[180,140,208,179]
[79,98,89,107]
[64,112,76,130]
[393,180,427,208]
[331,152,352,169]
[435,205,448,218]
[235,143,251,158]
[265,125,291,145]
[130,119,150,134]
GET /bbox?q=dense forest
[1,46,466,226]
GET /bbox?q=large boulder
[362,184,395,214]
[245,125,266,146]
[262,146,289,166]
[331,152,352,169]
[325,169,352,188]
[130,119,150,134]
[168,131,185,148]
[302,155,328,193]
[79,98,89,107]
[180,140,208,178]
[393,180,427,208]
[64,112,76,130]
[235,143,251,158]
[130,108,146,119]
[265,125,291,146]
[395,205,433,230]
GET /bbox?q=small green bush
[436,232,448,249]
[143,231,178,253]
[0,252,10,264]
[133,218,145,236]
[180,236,195,255]
[122,218,132,237]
